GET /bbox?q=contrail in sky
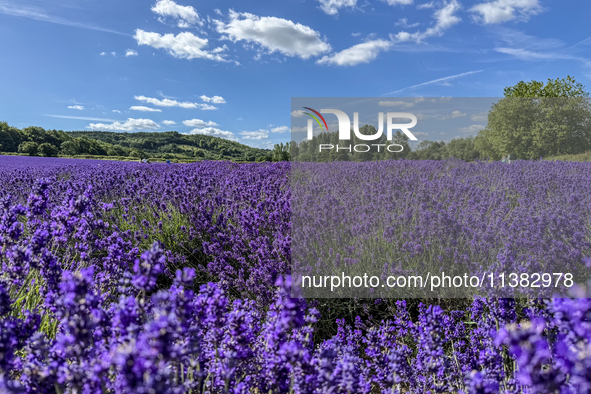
[384,70,485,95]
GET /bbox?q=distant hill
[67,130,270,161]
[0,122,271,161]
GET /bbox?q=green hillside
[0,122,271,161]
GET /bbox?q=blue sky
[0,0,590,149]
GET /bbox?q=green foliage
[68,130,269,161]
[504,75,589,98]
[256,155,272,162]
[129,149,147,159]
[0,123,272,162]
[23,126,64,147]
[18,141,39,156]
[548,150,591,162]
[11,270,59,338]
[474,76,591,160]
[446,136,480,161]
[474,128,497,160]
[76,137,108,156]
[272,142,291,161]
[477,97,591,159]
[37,142,59,157]
[60,140,79,156]
[407,140,447,160]
[0,121,25,152]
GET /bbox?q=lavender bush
[0,155,590,393]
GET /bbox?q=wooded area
[0,127,272,162]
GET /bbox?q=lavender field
[291,159,591,298]
[1,155,591,393]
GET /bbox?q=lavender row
[0,156,290,304]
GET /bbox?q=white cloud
[134,95,216,110]
[130,106,162,112]
[317,0,356,15]
[383,0,413,5]
[183,119,219,127]
[151,0,202,27]
[215,10,331,59]
[214,8,222,16]
[271,126,289,133]
[135,95,184,107]
[291,110,305,117]
[87,118,160,131]
[238,125,289,141]
[470,0,541,24]
[395,18,419,28]
[417,2,435,9]
[291,126,308,134]
[458,124,485,133]
[200,95,226,104]
[378,100,415,108]
[451,110,466,118]
[391,0,461,43]
[162,120,176,125]
[100,52,107,56]
[125,49,138,57]
[134,29,227,61]
[112,110,121,113]
[111,52,116,56]
[157,90,176,99]
[240,129,269,140]
[317,39,391,66]
[189,127,237,141]
[471,112,487,122]
[247,140,276,150]
[68,105,85,110]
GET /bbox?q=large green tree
[476,76,591,159]
[60,140,79,156]
[0,122,25,152]
[272,142,291,162]
[446,136,479,161]
[408,140,448,160]
[504,76,589,98]
[38,143,59,157]
[18,141,39,156]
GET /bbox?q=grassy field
[548,150,591,161]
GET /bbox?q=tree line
[0,127,271,162]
